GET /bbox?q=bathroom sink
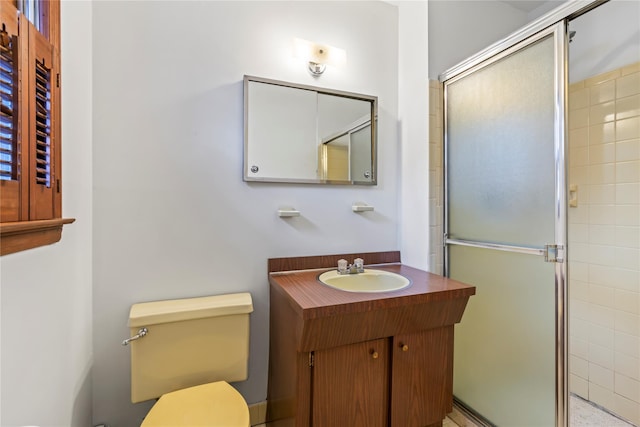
[318,269,411,293]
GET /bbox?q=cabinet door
[312,338,389,427]
[391,327,454,426]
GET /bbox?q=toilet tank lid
[128,293,253,327]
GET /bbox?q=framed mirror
[243,76,378,185]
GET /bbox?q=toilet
[126,292,253,426]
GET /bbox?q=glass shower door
[444,23,566,426]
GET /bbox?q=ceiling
[499,0,552,13]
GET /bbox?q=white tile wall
[569,61,640,426]
[617,140,640,162]
[428,80,444,276]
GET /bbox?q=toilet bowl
[141,382,249,427]
[125,293,253,426]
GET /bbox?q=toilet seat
[141,381,250,427]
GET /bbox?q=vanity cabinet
[266,252,475,427]
[311,329,453,427]
[313,338,390,427]
[390,330,453,426]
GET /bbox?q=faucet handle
[353,258,364,273]
[337,259,348,274]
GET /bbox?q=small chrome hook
[122,327,148,346]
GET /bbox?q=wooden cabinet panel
[312,338,390,427]
[391,327,454,426]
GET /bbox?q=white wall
[395,1,430,271]
[428,0,533,79]
[569,0,640,82]
[91,2,398,425]
[0,2,93,426]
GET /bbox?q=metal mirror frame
[243,75,378,185]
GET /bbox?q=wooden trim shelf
[0,217,75,255]
[268,251,401,273]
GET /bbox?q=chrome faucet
[337,258,365,275]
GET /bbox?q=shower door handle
[543,245,564,263]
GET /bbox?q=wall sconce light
[293,38,346,76]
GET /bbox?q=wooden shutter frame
[0,4,27,223]
[0,0,73,256]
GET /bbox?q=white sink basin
[318,269,411,293]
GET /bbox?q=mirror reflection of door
[319,117,372,182]
[322,135,350,181]
[350,124,372,182]
[318,93,372,182]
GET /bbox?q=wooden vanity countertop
[269,263,476,321]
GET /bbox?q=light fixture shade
[293,38,347,68]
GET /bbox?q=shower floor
[445,395,637,427]
[259,395,637,427]
[570,394,636,427]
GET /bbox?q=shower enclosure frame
[440,1,607,426]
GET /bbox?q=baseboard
[450,399,493,427]
[249,401,267,426]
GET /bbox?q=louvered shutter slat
[0,26,17,182]
[33,57,51,187]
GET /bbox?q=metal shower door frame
[443,22,567,425]
[440,2,607,425]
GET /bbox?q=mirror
[244,76,377,185]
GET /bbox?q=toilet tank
[128,293,253,403]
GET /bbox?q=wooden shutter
[0,1,69,255]
[0,5,60,223]
[0,5,26,222]
[28,19,56,220]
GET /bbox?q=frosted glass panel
[446,30,561,426]
[450,245,556,426]
[447,36,556,247]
